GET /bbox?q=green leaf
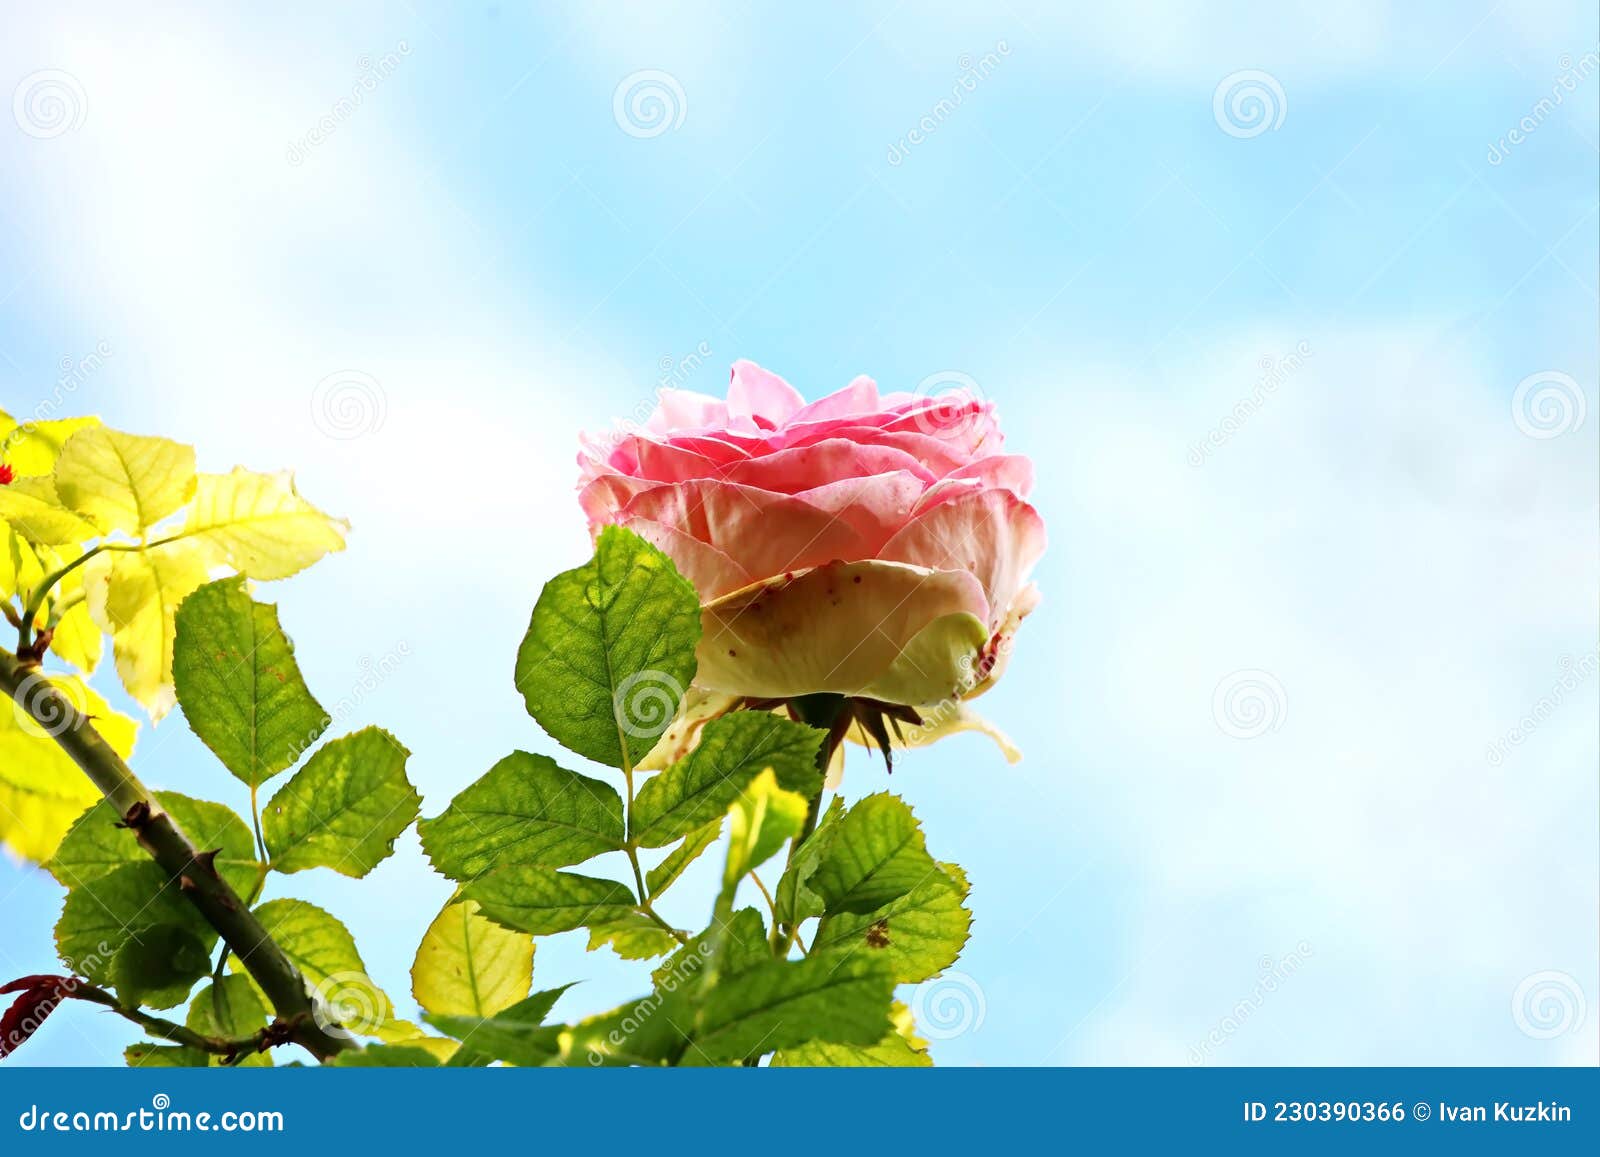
[56,863,215,985]
[110,924,210,1010]
[646,818,720,900]
[187,974,268,1038]
[586,912,681,961]
[186,975,270,1065]
[691,953,895,1062]
[418,751,624,882]
[425,985,574,1066]
[544,1001,687,1067]
[631,712,822,848]
[653,907,767,991]
[721,769,807,902]
[463,866,637,936]
[774,797,843,927]
[809,792,937,915]
[247,899,393,1031]
[811,863,972,984]
[329,1045,441,1068]
[172,577,329,787]
[771,1031,932,1067]
[49,791,260,899]
[514,526,700,769]
[410,898,533,1019]
[262,727,419,877]
[125,1043,210,1068]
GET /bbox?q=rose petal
[578,473,657,530]
[928,454,1034,500]
[877,489,1046,628]
[718,439,935,493]
[787,375,880,425]
[621,516,756,599]
[727,361,805,426]
[646,389,729,433]
[780,425,976,476]
[878,399,1004,456]
[789,471,926,553]
[660,433,753,467]
[633,438,723,483]
[963,582,1041,700]
[621,479,872,598]
[695,559,990,703]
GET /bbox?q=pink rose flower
[578,361,1044,751]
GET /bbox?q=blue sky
[1,0,1596,1066]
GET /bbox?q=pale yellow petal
[636,687,742,771]
[696,559,989,705]
[845,701,1022,764]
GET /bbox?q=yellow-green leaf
[411,898,533,1019]
[722,768,808,900]
[183,467,348,580]
[585,912,681,961]
[0,412,101,477]
[0,675,138,863]
[84,544,212,719]
[53,427,197,534]
[0,476,100,545]
[0,527,46,600]
[245,899,395,1037]
[645,817,721,900]
[48,602,102,674]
